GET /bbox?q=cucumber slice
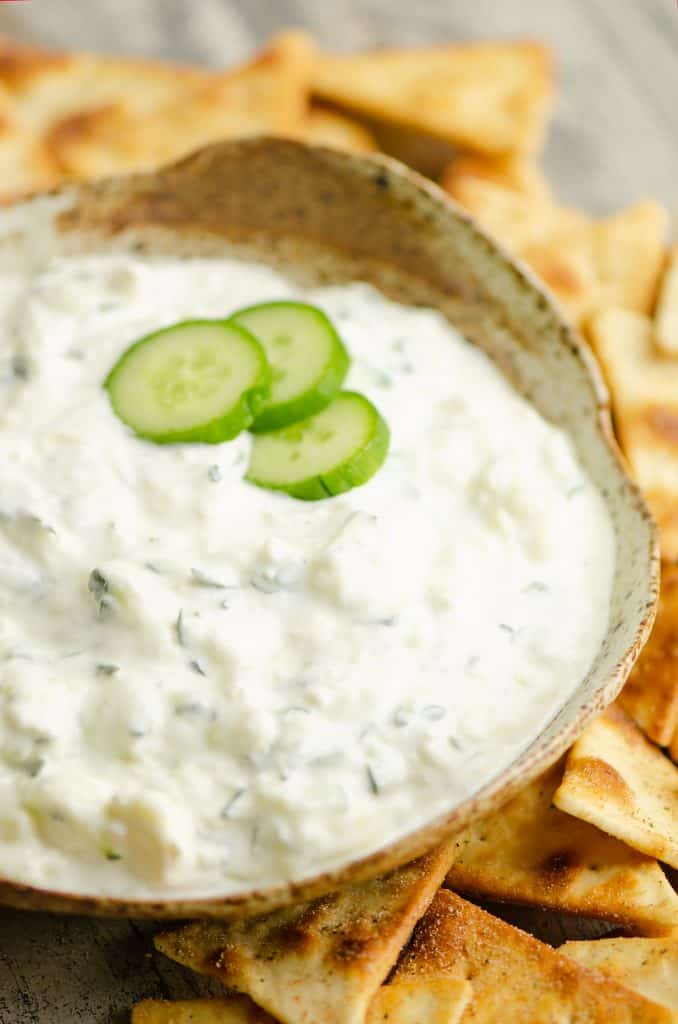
[229,301,349,433]
[246,391,390,500]
[104,320,270,444]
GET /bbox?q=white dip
[0,252,615,898]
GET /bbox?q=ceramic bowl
[0,138,659,917]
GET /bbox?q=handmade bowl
[0,138,659,918]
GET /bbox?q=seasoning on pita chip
[48,32,315,181]
[367,974,471,1024]
[303,105,377,152]
[156,842,457,1024]
[312,41,553,155]
[562,935,678,1013]
[394,889,674,1023]
[554,704,678,870]
[445,759,678,935]
[589,307,678,561]
[619,562,678,748]
[655,249,678,357]
[133,996,276,1024]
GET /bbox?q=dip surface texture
[0,255,615,897]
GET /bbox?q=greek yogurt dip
[0,252,615,897]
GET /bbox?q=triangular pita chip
[444,759,678,934]
[655,249,678,357]
[395,890,674,1023]
[619,562,678,747]
[554,704,678,869]
[589,308,678,561]
[562,935,678,1012]
[367,974,471,1024]
[133,996,275,1024]
[156,841,457,1024]
[312,41,553,155]
[303,105,377,152]
[47,32,315,180]
[443,167,667,327]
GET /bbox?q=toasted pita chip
[619,562,678,747]
[562,936,678,1012]
[312,41,553,155]
[156,842,457,1024]
[589,308,678,561]
[394,890,673,1023]
[132,996,275,1024]
[443,170,667,326]
[367,975,471,1024]
[440,152,551,201]
[303,105,377,153]
[0,102,58,201]
[444,759,678,934]
[554,704,678,869]
[48,32,315,181]
[655,249,678,357]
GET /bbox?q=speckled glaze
[0,138,659,919]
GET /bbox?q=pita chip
[554,704,678,869]
[671,726,678,764]
[303,105,377,152]
[655,249,678,357]
[619,562,678,748]
[562,935,678,1012]
[132,996,275,1024]
[367,975,471,1024]
[440,152,552,201]
[445,759,678,934]
[156,841,457,1024]
[312,41,553,155]
[394,890,674,1023]
[48,32,315,181]
[589,308,678,561]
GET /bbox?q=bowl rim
[0,137,660,918]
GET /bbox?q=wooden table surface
[0,2,676,1022]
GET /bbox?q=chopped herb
[11,353,29,379]
[524,580,548,594]
[366,764,380,795]
[221,788,245,819]
[498,623,516,638]
[174,701,204,716]
[233,450,246,467]
[65,348,85,361]
[104,849,122,861]
[400,362,415,375]
[175,610,186,646]
[145,562,162,574]
[96,662,120,676]
[421,705,446,722]
[250,575,283,595]
[448,736,462,751]
[220,599,230,610]
[207,464,222,482]
[21,756,44,778]
[88,568,115,616]
[393,706,411,727]
[466,655,480,674]
[251,822,260,851]
[189,658,207,677]
[567,484,585,499]
[128,725,147,738]
[191,568,227,589]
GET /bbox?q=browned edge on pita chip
[395,889,675,1022]
[620,561,678,747]
[156,841,457,1024]
[132,996,276,1024]
[312,40,554,155]
[562,935,678,1012]
[554,704,678,870]
[444,758,678,935]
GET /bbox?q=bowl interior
[0,138,658,917]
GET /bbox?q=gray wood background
[0,2,676,1022]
